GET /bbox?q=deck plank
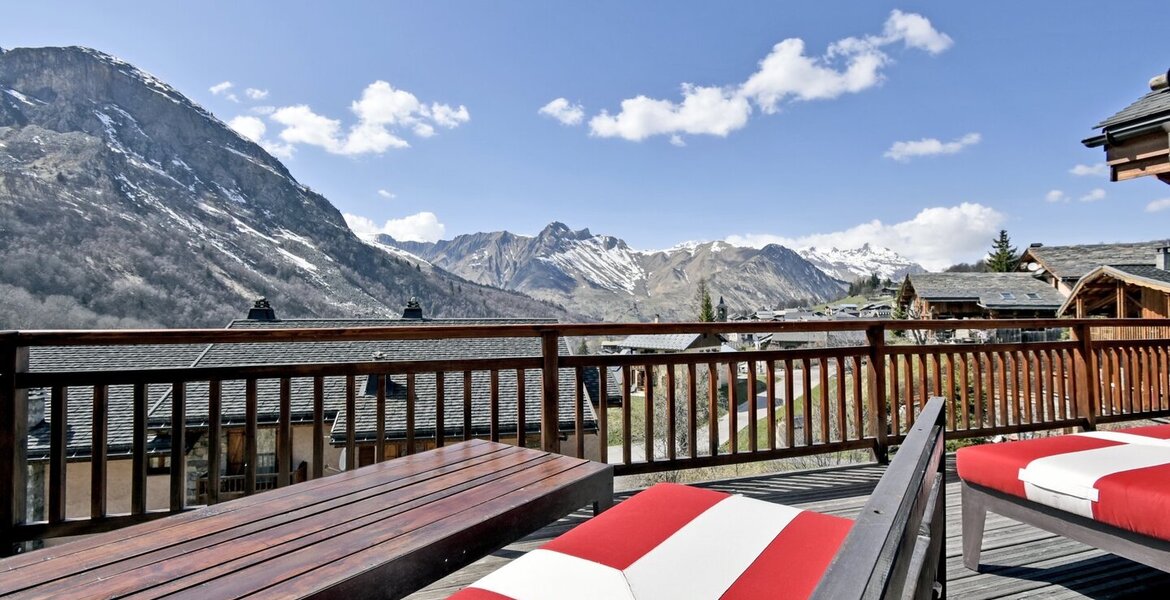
[408,455,1170,599]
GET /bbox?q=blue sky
[3,1,1169,269]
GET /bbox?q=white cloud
[271,105,343,149]
[264,81,467,156]
[261,141,295,159]
[1147,198,1170,213]
[879,9,954,54]
[377,189,396,199]
[725,202,1003,271]
[538,98,586,126]
[1079,188,1106,202]
[209,81,233,95]
[428,103,470,128]
[590,84,752,141]
[228,115,266,142]
[884,133,980,161]
[669,134,686,147]
[228,114,294,159]
[344,212,446,243]
[412,122,436,138]
[1069,163,1107,177]
[1045,189,1068,203]
[251,105,276,115]
[583,10,950,142]
[245,88,269,100]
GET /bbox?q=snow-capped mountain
[0,46,563,327]
[377,224,844,321]
[797,244,925,283]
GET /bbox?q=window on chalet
[1026,293,1040,300]
[1000,292,1015,300]
[147,455,170,475]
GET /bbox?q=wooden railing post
[0,332,29,557]
[866,324,890,464]
[540,330,561,454]
[1071,323,1098,431]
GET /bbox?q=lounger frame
[962,480,1170,573]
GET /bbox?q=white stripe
[1020,444,1170,504]
[469,549,635,600]
[1077,430,1170,446]
[1022,482,1094,518]
[623,495,802,600]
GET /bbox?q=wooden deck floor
[407,456,1170,599]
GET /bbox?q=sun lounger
[451,397,947,600]
[957,424,1170,572]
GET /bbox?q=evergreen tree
[987,230,1019,272]
[696,277,715,322]
[575,339,589,355]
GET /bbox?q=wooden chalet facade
[1083,69,1170,185]
[1058,250,1170,319]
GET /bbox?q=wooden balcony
[2,318,1169,595]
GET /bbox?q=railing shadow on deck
[2,317,1169,553]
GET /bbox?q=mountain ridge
[0,45,565,328]
[369,222,908,321]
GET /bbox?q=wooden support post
[0,333,28,557]
[170,382,186,512]
[1071,323,1098,431]
[866,325,890,464]
[540,330,561,454]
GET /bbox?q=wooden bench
[0,439,613,599]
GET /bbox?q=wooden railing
[2,318,1169,552]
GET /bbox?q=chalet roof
[619,333,712,352]
[27,314,600,459]
[1021,242,1166,281]
[152,317,598,443]
[1058,264,1170,316]
[903,273,1065,309]
[26,344,206,460]
[1095,87,1170,130]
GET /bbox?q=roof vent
[247,297,277,321]
[1157,246,1170,271]
[1151,70,1170,92]
[1029,242,1043,248]
[402,297,423,319]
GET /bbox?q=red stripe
[956,436,1121,497]
[448,587,516,600]
[720,510,852,600]
[541,483,728,570]
[1115,423,1170,440]
[1093,462,1170,541]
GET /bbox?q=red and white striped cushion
[957,424,1170,540]
[450,483,852,600]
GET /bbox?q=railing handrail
[8,317,1170,347]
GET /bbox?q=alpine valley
[0,46,924,327]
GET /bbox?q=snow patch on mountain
[544,235,644,294]
[798,244,925,282]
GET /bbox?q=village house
[897,272,1066,320]
[24,299,601,518]
[1018,241,1170,296]
[1057,246,1170,319]
[1082,68,1170,185]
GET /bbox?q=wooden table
[0,439,613,599]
